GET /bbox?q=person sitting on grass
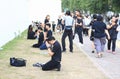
[33,36,62,71]
[32,27,44,48]
[27,25,37,39]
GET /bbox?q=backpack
[10,57,26,67]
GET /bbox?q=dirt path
[0,31,109,79]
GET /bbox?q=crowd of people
[27,10,120,71]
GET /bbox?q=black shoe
[92,50,95,53]
[62,50,66,52]
[56,64,61,71]
[70,50,73,53]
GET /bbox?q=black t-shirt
[38,32,44,45]
[27,31,36,39]
[52,41,62,62]
[76,18,83,30]
[44,19,49,32]
[92,21,107,38]
[47,30,52,38]
[108,24,118,39]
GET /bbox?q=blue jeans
[94,37,106,53]
[39,42,47,50]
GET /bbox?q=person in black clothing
[107,16,119,54]
[52,21,56,32]
[40,23,52,50]
[75,14,84,44]
[61,10,74,52]
[32,27,44,48]
[89,14,97,53]
[27,25,37,39]
[33,36,62,71]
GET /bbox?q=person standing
[61,10,74,52]
[92,15,110,58]
[75,13,84,45]
[107,16,119,54]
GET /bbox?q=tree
[61,0,120,13]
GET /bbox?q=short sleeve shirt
[52,41,62,62]
[92,21,107,38]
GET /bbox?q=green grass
[0,30,27,58]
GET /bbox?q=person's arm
[105,30,110,40]
[46,41,54,56]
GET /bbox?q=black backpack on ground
[10,57,26,67]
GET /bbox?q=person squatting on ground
[33,36,62,71]
[92,15,110,58]
[107,16,120,54]
[61,10,74,53]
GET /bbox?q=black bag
[10,57,26,67]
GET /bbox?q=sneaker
[33,63,43,67]
[62,50,66,53]
[112,51,116,55]
[107,50,111,53]
[92,50,95,53]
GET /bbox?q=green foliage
[62,0,120,13]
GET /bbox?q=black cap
[46,36,55,41]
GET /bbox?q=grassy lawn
[0,30,109,79]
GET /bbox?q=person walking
[61,10,74,53]
[92,15,110,58]
[107,16,119,54]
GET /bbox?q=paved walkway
[73,35,120,79]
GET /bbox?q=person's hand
[46,41,51,48]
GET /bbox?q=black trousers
[107,39,116,52]
[62,29,73,51]
[42,60,60,71]
[76,28,83,44]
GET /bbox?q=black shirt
[108,24,118,40]
[38,32,44,45]
[27,31,36,39]
[92,21,107,38]
[47,30,52,38]
[52,41,62,62]
[44,19,49,32]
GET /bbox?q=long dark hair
[28,25,33,33]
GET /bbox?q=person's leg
[100,37,106,52]
[61,30,68,51]
[42,60,60,71]
[32,44,40,48]
[94,38,102,58]
[39,42,47,50]
[112,39,116,53]
[78,29,83,44]
[68,30,73,52]
[107,39,111,52]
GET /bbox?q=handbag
[10,57,26,67]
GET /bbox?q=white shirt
[63,15,74,26]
